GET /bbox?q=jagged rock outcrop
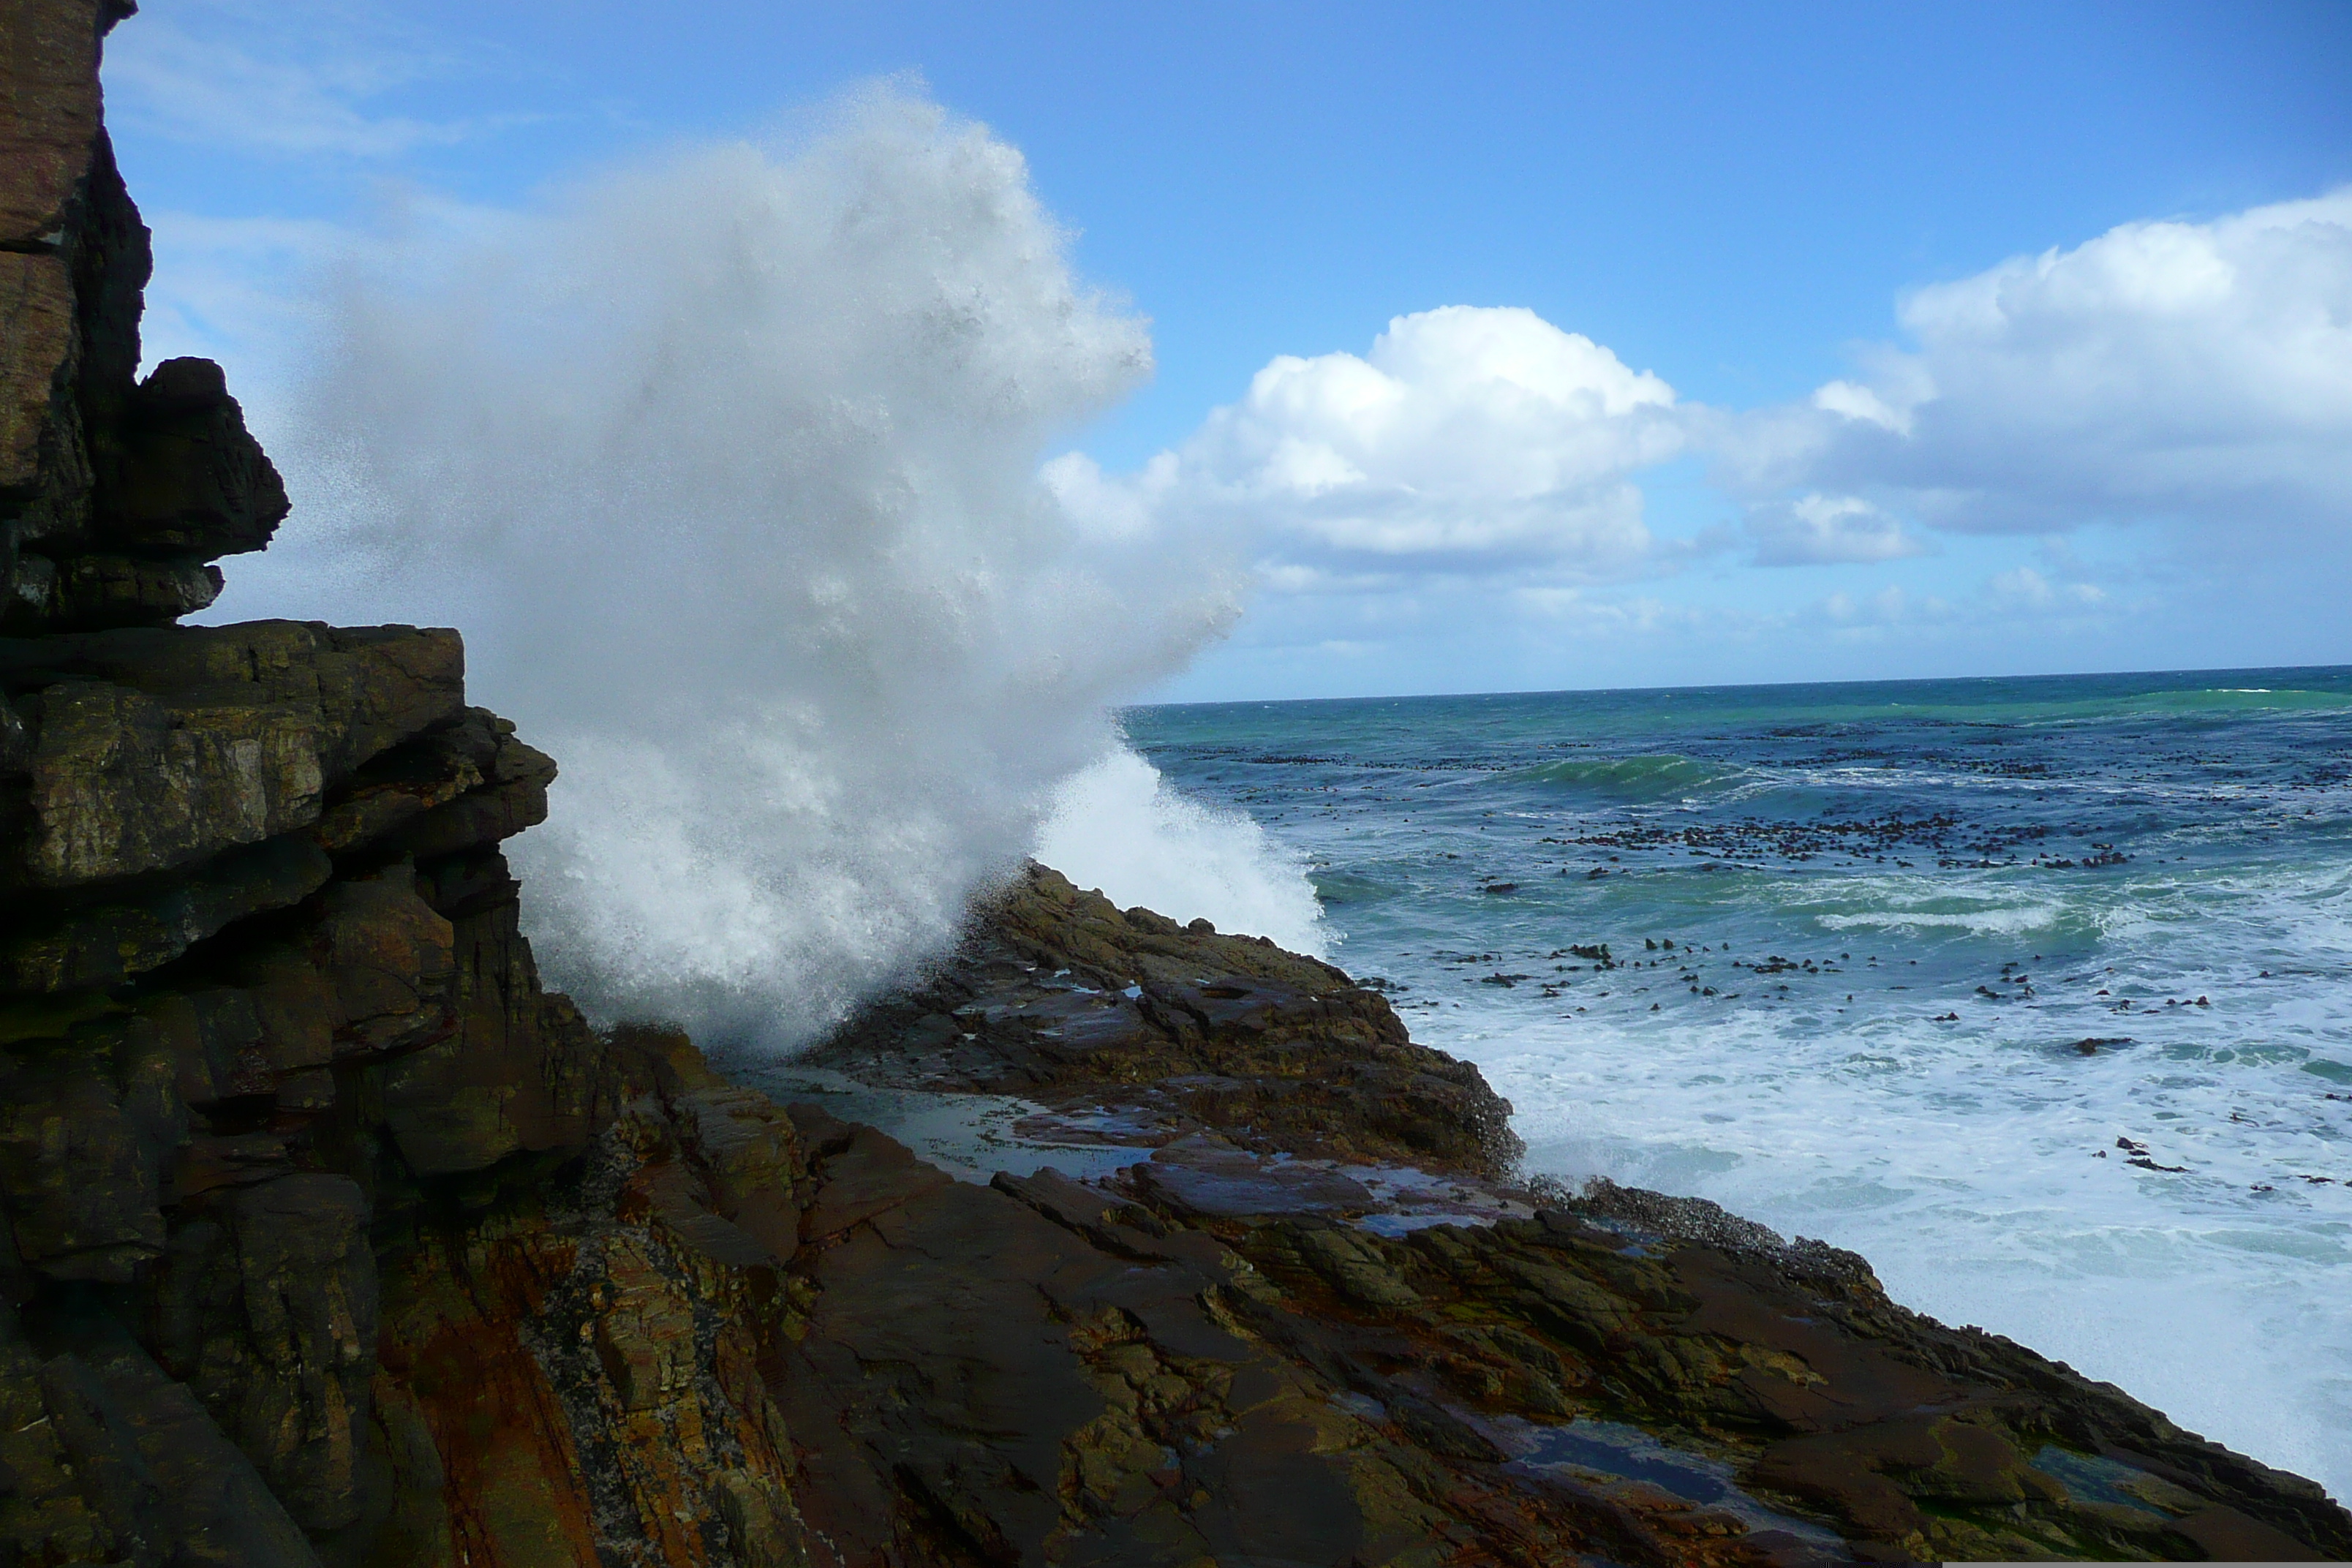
[0,9,626,1557]
[2,0,284,636]
[804,864,1523,1177]
[1,7,2346,1564]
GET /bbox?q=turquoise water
[1126,666,2352,1499]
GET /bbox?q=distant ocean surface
[1126,667,2352,1499]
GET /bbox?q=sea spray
[1036,750,1331,955]
[279,87,1267,1044]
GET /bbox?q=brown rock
[22,550,227,630]
[95,355,287,559]
[0,247,78,499]
[39,1335,324,1566]
[0,832,335,992]
[314,864,456,1056]
[21,677,323,884]
[804,862,1522,1177]
[1127,1133,1378,1218]
[793,1120,952,1243]
[0,0,127,244]
[148,1175,379,1531]
[1,622,470,895]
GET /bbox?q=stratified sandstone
[1,7,2345,1565]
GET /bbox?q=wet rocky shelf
[2,4,2348,1563]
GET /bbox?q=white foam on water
[1817,905,2066,935]
[1424,852,2352,1499]
[233,86,1275,1045]
[1034,749,1331,955]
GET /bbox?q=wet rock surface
[801,864,1524,1179]
[777,870,2352,1565]
[1,10,2345,1564]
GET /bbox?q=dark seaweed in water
[1125,666,2352,1499]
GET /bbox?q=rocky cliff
[0,7,2345,1564]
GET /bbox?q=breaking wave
[1035,750,1331,956]
[1817,904,2066,937]
[282,86,1270,1044]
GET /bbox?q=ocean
[1123,666,2352,1500]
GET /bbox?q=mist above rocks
[299,86,1254,1044]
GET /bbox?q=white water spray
[1036,750,1331,956]
[294,88,1284,1043]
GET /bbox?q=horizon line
[1129,658,2352,712]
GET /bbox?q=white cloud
[137,211,350,376]
[103,3,527,160]
[1749,491,1929,566]
[1509,587,1702,636]
[1820,585,1949,627]
[1987,565,2108,611]
[1725,189,2352,538]
[1810,379,1912,435]
[1065,186,2351,692]
[1063,306,1686,581]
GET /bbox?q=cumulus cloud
[1086,183,2352,613]
[1722,189,2352,538]
[1066,186,2352,703]
[1060,306,1686,581]
[1747,492,1929,566]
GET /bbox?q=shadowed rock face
[1,7,2346,1565]
[1,0,285,635]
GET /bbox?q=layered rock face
[0,9,804,1560]
[3,1,284,634]
[1,8,2347,1566]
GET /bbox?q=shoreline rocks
[1,7,2345,1562]
[795,864,1524,1180]
[792,869,2352,1565]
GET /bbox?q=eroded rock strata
[0,7,2346,1564]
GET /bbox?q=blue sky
[105,1,2352,700]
